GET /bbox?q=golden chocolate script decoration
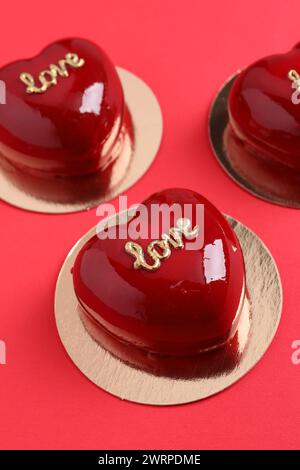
[288,69,300,85]
[19,53,85,94]
[125,218,199,272]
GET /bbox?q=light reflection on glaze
[204,239,226,284]
[79,82,104,115]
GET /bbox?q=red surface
[0,0,299,451]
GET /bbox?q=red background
[0,0,299,450]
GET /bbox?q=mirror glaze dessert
[0,38,133,194]
[227,43,300,203]
[72,189,246,375]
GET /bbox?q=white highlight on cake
[203,239,226,284]
[79,82,104,115]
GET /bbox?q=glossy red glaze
[79,307,243,378]
[0,38,128,177]
[228,43,300,175]
[73,189,245,362]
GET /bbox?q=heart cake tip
[72,188,247,376]
[0,38,134,200]
[226,43,300,204]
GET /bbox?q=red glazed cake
[227,43,300,203]
[0,38,133,193]
[72,188,246,376]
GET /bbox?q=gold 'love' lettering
[19,53,85,94]
[125,218,199,272]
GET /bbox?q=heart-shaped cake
[72,189,246,372]
[227,43,300,200]
[0,38,133,180]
